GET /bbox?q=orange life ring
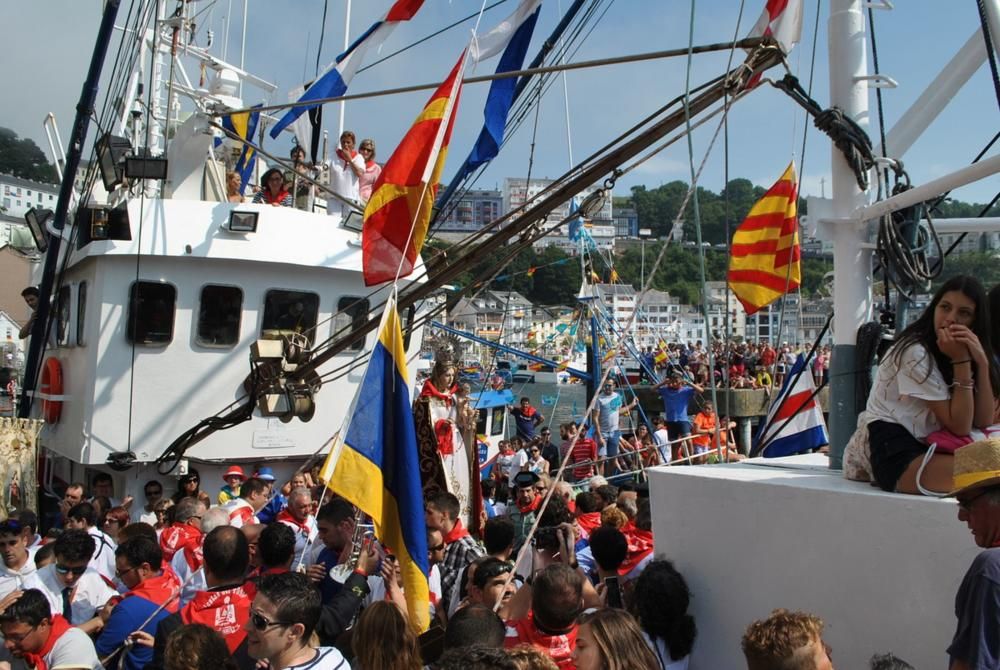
[40,357,63,424]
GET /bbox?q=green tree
[0,128,58,184]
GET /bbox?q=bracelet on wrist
[951,359,972,365]
[949,380,975,389]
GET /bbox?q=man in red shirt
[503,564,584,669]
[565,423,598,483]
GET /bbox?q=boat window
[127,282,176,346]
[476,409,488,436]
[261,290,319,345]
[56,285,71,347]
[76,282,87,346]
[491,407,505,436]
[197,285,243,347]
[334,297,370,352]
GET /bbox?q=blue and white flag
[753,354,828,458]
[270,0,426,139]
[450,0,542,184]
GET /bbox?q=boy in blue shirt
[653,372,703,462]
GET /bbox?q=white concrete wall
[648,455,978,669]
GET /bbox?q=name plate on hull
[252,422,296,449]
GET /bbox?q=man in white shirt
[0,519,37,600]
[223,477,270,528]
[131,480,163,525]
[652,417,672,464]
[277,487,317,570]
[244,572,348,670]
[171,506,231,607]
[32,529,116,634]
[63,502,116,582]
[326,131,365,218]
[13,511,43,561]
[0,588,102,670]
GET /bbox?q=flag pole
[338,0,351,138]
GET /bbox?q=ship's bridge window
[56,285,71,347]
[335,297,370,352]
[127,281,176,346]
[491,407,505,436]
[76,281,87,346]
[197,285,243,347]
[261,290,319,345]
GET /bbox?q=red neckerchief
[619,527,654,576]
[516,493,542,515]
[180,585,252,652]
[442,519,470,545]
[126,566,182,613]
[419,379,456,406]
[504,613,577,669]
[276,509,310,535]
[25,615,71,670]
[365,159,377,169]
[182,543,203,572]
[434,419,455,455]
[336,148,358,166]
[160,523,203,562]
[261,188,289,205]
[518,405,537,418]
[576,512,601,535]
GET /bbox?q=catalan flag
[219,105,262,194]
[727,162,801,315]
[319,294,430,630]
[362,51,467,286]
[654,348,668,365]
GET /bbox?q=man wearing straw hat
[948,437,1000,669]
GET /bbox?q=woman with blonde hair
[572,608,660,670]
[357,138,381,202]
[351,601,422,670]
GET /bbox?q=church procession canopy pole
[827,0,872,467]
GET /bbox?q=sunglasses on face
[55,564,88,576]
[428,543,445,552]
[249,610,292,631]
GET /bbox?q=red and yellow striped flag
[526,266,536,277]
[362,51,466,286]
[727,162,801,315]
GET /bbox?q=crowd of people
[637,340,830,391]
[225,132,382,216]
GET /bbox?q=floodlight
[95,133,132,191]
[124,155,168,180]
[341,208,364,232]
[227,210,259,233]
[24,208,52,252]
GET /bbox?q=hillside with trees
[0,127,59,184]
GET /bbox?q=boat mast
[339,0,352,138]
[827,0,872,467]
[18,0,123,417]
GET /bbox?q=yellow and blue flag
[320,295,430,629]
[220,105,262,194]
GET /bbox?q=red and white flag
[748,0,803,54]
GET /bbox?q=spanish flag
[319,294,431,630]
[727,162,801,315]
[362,51,466,286]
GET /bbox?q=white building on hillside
[0,175,59,219]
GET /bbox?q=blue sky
[3,0,997,205]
